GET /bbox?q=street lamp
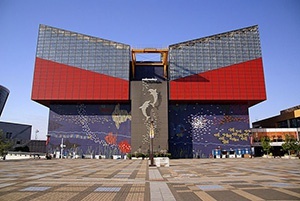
[45,134,51,159]
[35,129,39,140]
[149,121,155,166]
[60,138,66,159]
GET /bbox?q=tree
[261,136,271,156]
[296,141,300,157]
[0,130,13,157]
[282,134,299,156]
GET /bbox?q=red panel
[31,57,129,105]
[169,58,266,105]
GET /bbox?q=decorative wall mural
[112,104,131,129]
[139,81,161,145]
[47,104,131,158]
[169,104,250,158]
[213,128,251,144]
[188,114,213,139]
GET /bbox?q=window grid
[37,25,130,81]
[168,25,262,81]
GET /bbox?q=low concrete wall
[154,157,169,167]
[5,152,44,160]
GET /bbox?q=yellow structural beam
[132,48,169,53]
[131,51,136,78]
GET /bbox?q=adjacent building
[253,105,300,128]
[0,121,31,146]
[0,86,36,153]
[32,24,266,158]
[251,105,300,156]
[0,85,9,117]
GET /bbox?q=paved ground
[0,158,299,201]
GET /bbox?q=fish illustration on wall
[112,104,131,129]
[139,100,151,121]
[148,89,158,107]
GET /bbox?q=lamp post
[60,138,66,159]
[35,129,39,140]
[45,134,51,159]
[149,121,155,166]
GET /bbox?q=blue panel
[169,104,251,158]
[47,104,131,158]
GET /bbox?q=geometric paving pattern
[161,159,300,201]
[0,158,299,200]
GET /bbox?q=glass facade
[168,25,265,103]
[290,118,300,128]
[278,118,300,128]
[36,25,130,80]
[169,25,261,80]
[32,25,130,103]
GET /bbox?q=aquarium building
[32,24,266,158]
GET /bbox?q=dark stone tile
[18,192,45,201]
[230,184,263,188]
[178,192,203,201]
[112,184,132,201]
[129,170,138,179]
[105,170,122,178]
[206,190,251,201]
[244,189,299,200]
[286,188,300,194]
[253,179,276,183]
[174,187,190,191]
[221,181,247,184]
[170,183,191,191]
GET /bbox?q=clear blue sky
[0,0,299,140]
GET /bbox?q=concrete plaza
[0,158,299,201]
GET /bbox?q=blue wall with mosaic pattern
[47,104,131,158]
[169,104,251,158]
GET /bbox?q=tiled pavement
[0,158,299,200]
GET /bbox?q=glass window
[169,25,261,82]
